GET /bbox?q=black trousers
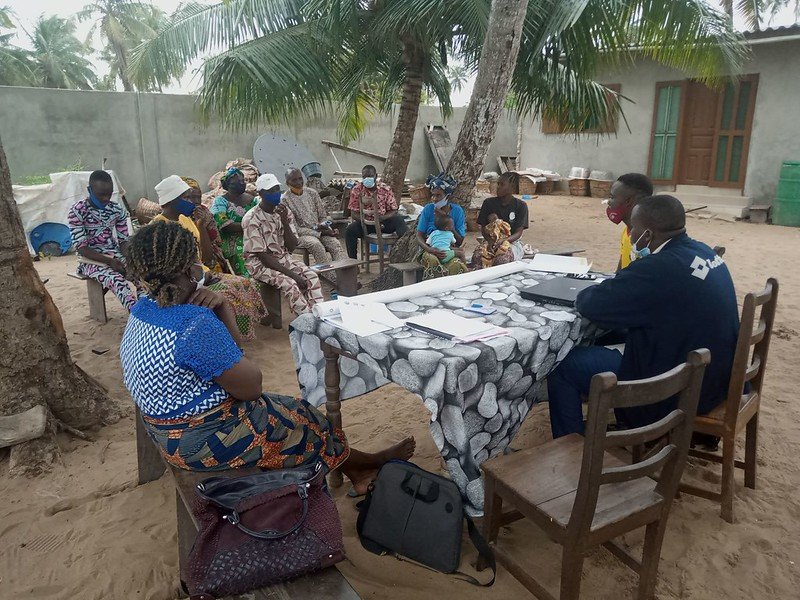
[345,216,408,259]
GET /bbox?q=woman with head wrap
[210,168,258,276]
[121,220,415,488]
[180,176,228,273]
[415,172,469,279]
[152,175,266,340]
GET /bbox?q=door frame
[647,80,689,186]
[708,73,759,189]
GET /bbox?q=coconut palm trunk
[447,0,529,208]
[382,37,425,200]
[0,139,113,475]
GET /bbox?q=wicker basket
[475,180,491,194]
[536,179,555,195]
[466,207,481,232]
[589,179,613,198]
[568,178,590,196]
[410,184,431,206]
[518,177,537,196]
[135,198,162,224]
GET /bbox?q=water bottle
[522,194,533,201]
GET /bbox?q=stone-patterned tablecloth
[289,269,597,515]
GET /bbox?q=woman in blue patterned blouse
[120,221,414,493]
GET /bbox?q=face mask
[434,196,448,209]
[229,182,246,194]
[88,186,107,210]
[362,177,376,189]
[630,229,652,261]
[606,206,626,224]
[175,198,196,217]
[289,186,304,195]
[262,192,282,206]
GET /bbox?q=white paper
[311,261,532,320]
[407,310,496,338]
[321,298,405,337]
[529,254,591,275]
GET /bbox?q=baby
[426,214,458,264]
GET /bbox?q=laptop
[520,277,602,307]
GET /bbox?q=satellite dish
[253,133,319,181]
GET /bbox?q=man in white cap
[151,174,214,267]
[243,174,324,320]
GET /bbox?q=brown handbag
[183,462,345,600]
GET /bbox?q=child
[426,214,459,264]
[474,213,512,269]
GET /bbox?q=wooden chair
[680,278,779,523]
[356,193,397,274]
[479,349,710,600]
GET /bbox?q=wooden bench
[389,262,423,286]
[259,259,362,328]
[135,409,359,600]
[66,271,108,323]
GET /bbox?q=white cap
[255,173,280,192]
[155,175,191,206]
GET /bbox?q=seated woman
[153,175,266,340]
[472,213,513,269]
[243,174,324,319]
[181,176,228,273]
[121,220,415,491]
[476,171,529,264]
[415,172,469,279]
[211,168,258,276]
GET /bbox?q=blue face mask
[175,198,196,217]
[630,229,652,261]
[88,186,108,210]
[362,177,376,189]
[262,192,282,206]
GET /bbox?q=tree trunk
[723,0,733,17]
[446,0,528,208]
[115,43,134,92]
[382,37,425,201]
[0,138,115,476]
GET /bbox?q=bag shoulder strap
[459,515,496,587]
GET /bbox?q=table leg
[322,341,344,488]
[336,265,359,297]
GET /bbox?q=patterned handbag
[183,462,345,600]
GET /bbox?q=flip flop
[347,486,366,498]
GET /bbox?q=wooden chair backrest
[722,278,778,428]
[356,187,392,247]
[569,349,710,536]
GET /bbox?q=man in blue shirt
[547,195,740,438]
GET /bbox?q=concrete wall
[518,39,800,203]
[0,86,518,202]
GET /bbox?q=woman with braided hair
[121,220,415,488]
[152,175,266,340]
[211,167,258,276]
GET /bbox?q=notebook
[405,310,507,341]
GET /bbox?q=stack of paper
[529,253,592,275]
[320,298,405,337]
[405,310,509,343]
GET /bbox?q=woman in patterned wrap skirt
[120,220,414,494]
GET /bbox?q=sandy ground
[2,194,800,599]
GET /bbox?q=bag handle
[223,483,310,540]
[400,473,440,503]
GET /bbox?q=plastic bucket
[301,161,322,179]
[774,160,800,226]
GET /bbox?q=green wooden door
[650,84,683,181]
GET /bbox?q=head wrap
[181,176,200,190]
[425,172,457,195]
[220,167,243,189]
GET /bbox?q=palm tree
[0,6,35,86]
[445,0,748,207]
[129,0,476,198]
[447,63,470,93]
[79,0,168,91]
[28,15,97,90]
[725,0,800,31]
